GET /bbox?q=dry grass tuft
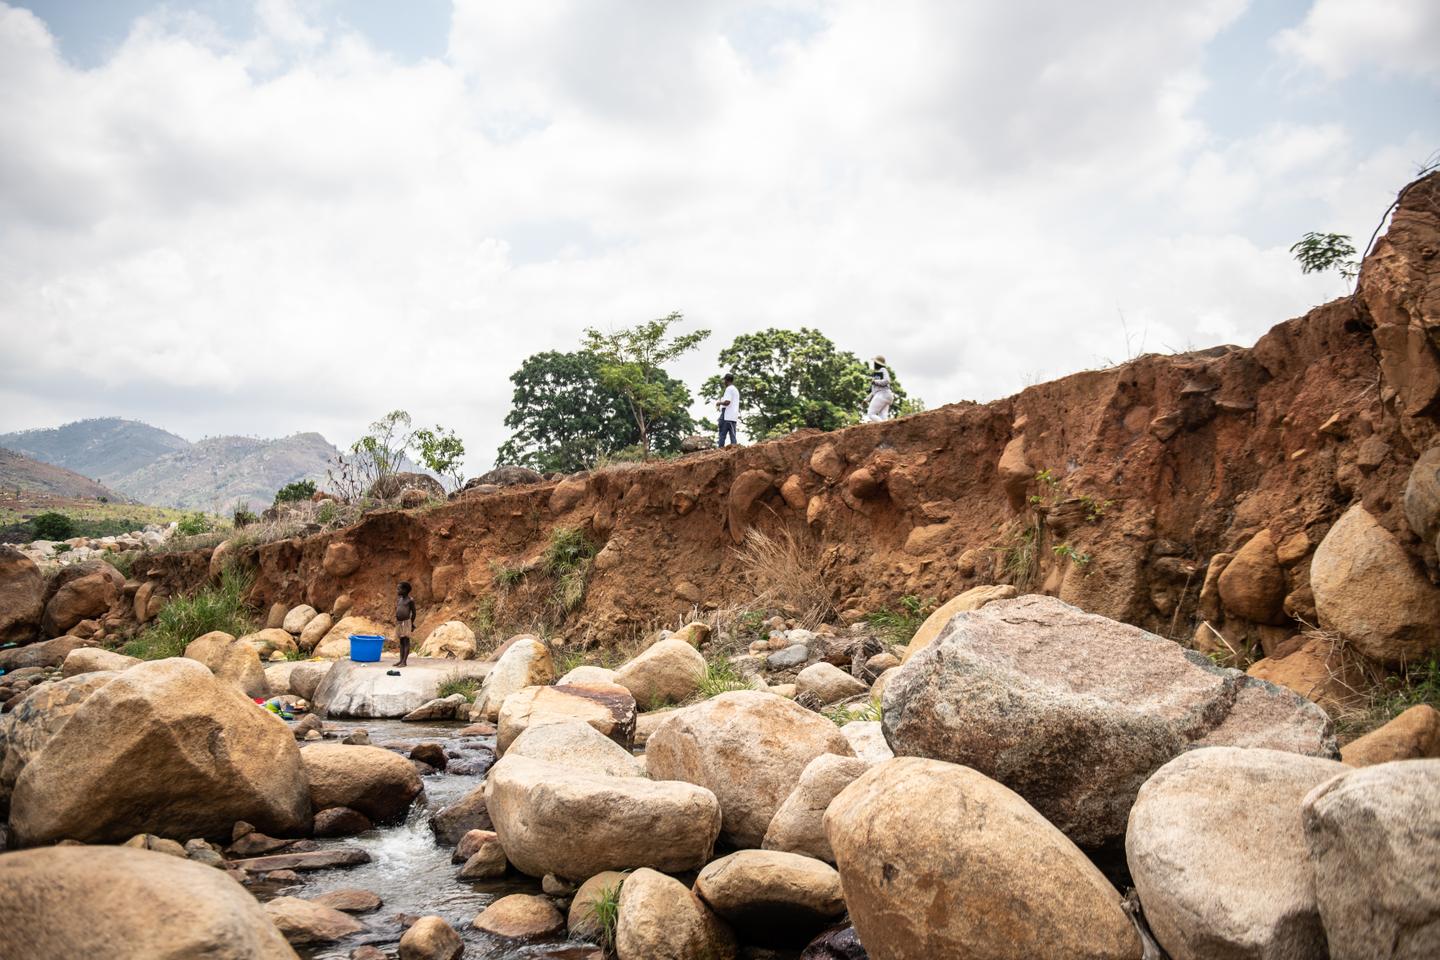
[734,527,835,628]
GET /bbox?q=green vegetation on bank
[121,567,256,661]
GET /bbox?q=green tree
[412,425,466,490]
[352,409,413,480]
[496,350,695,472]
[273,479,316,505]
[582,312,710,457]
[1290,231,1359,284]
[701,328,914,439]
[30,511,75,541]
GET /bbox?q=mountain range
[0,418,339,511]
[0,447,130,503]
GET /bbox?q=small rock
[542,873,577,896]
[264,895,365,945]
[399,915,463,960]
[313,806,374,838]
[766,644,810,670]
[311,889,383,914]
[472,893,565,939]
[1340,704,1440,766]
[795,663,868,704]
[410,742,449,770]
[616,868,735,959]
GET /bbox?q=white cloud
[0,0,1423,473]
[1276,0,1440,82]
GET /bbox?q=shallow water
[274,719,598,960]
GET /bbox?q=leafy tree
[273,479,316,505]
[352,409,413,479]
[412,426,466,490]
[30,511,75,541]
[700,328,914,439]
[496,350,696,472]
[1290,232,1359,284]
[583,312,710,458]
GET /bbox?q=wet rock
[883,595,1334,848]
[826,757,1139,960]
[763,754,870,863]
[228,848,371,874]
[617,868,736,960]
[1311,503,1440,665]
[313,806,374,838]
[503,718,645,778]
[183,630,271,699]
[1341,704,1440,766]
[411,742,449,769]
[1126,747,1347,960]
[472,893,565,940]
[647,690,854,848]
[614,638,707,708]
[312,889,383,914]
[403,694,469,722]
[430,783,492,846]
[399,915,464,960]
[695,850,845,946]
[497,683,637,753]
[795,662,868,704]
[265,896,365,946]
[418,620,478,660]
[800,924,867,960]
[10,658,309,845]
[456,831,508,879]
[1303,759,1440,960]
[302,743,423,824]
[0,845,298,959]
[474,636,554,721]
[485,754,720,878]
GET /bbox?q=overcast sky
[1,0,1436,473]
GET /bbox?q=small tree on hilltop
[412,425,466,491]
[1290,231,1358,286]
[583,312,710,458]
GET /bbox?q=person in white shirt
[864,356,893,422]
[718,373,741,447]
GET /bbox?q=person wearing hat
[864,355,893,422]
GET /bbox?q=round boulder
[694,850,845,946]
[497,683,637,753]
[417,620,478,660]
[763,753,871,863]
[795,662,869,704]
[472,894,565,940]
[825,757,1139,960]
[0,845,298,959]
[1125,746,1348,960]
[613,638,707,708]
[301,742,423,824]
[184,630,271,699]
[282,604,319,635]
[10,658,310,844]
[399,915,463,960]
[646,690,854,848]
[475,635,555,720]
[1217,529,1286,624]
[0,545,45,644]
[617,867,736,960]
[503,718,646,778]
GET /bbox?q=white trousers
[865,390,893,422]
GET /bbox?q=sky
[0,0,1436,474]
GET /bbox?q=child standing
[395,581,416,667]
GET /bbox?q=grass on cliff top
[437,671,482,702]
[121,566,257,660]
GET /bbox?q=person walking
[864,356,893,422]
[717,373,741,447]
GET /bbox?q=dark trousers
[718,419,738,447]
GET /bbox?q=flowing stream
[271,719,599,960]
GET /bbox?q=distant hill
[0,447,129,502]
[0,419,339,511]
[1,418,190,480]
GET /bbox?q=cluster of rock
[10,521,176,567]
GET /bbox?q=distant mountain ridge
[0,418,339,511]
[0,447,130,502]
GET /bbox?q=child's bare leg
[399,637,410,666]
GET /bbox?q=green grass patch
[696,657,750,699]
[1338,655,1440,740]
[865,595,936,648]
[437,671,482,702]
[824,697,884,726]
[587,879,623,952]
[121,566,257,660]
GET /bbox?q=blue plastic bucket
[349,634,385,662]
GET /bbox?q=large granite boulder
[0,545,45,644]
[1126,747,1347,960]
[0,670,118,816]
[883,595,1335,847]
[0,845,298,959]
[825,757,1139,960]
[496,682,637,753]
[1303,759,1440,960]
[10,658,311,844]
[613,638,707,707]
[184,630,271,699]
[60,647,139,677]
[484,753,721,879]
[474,635,554,721]
[900,583,1017,663]
[646,690,854,848]
[312,658,488,719]
[41,563,122,637]
[301,743,423,824]
[416,620,477,660]
[1311,503,1440,665]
